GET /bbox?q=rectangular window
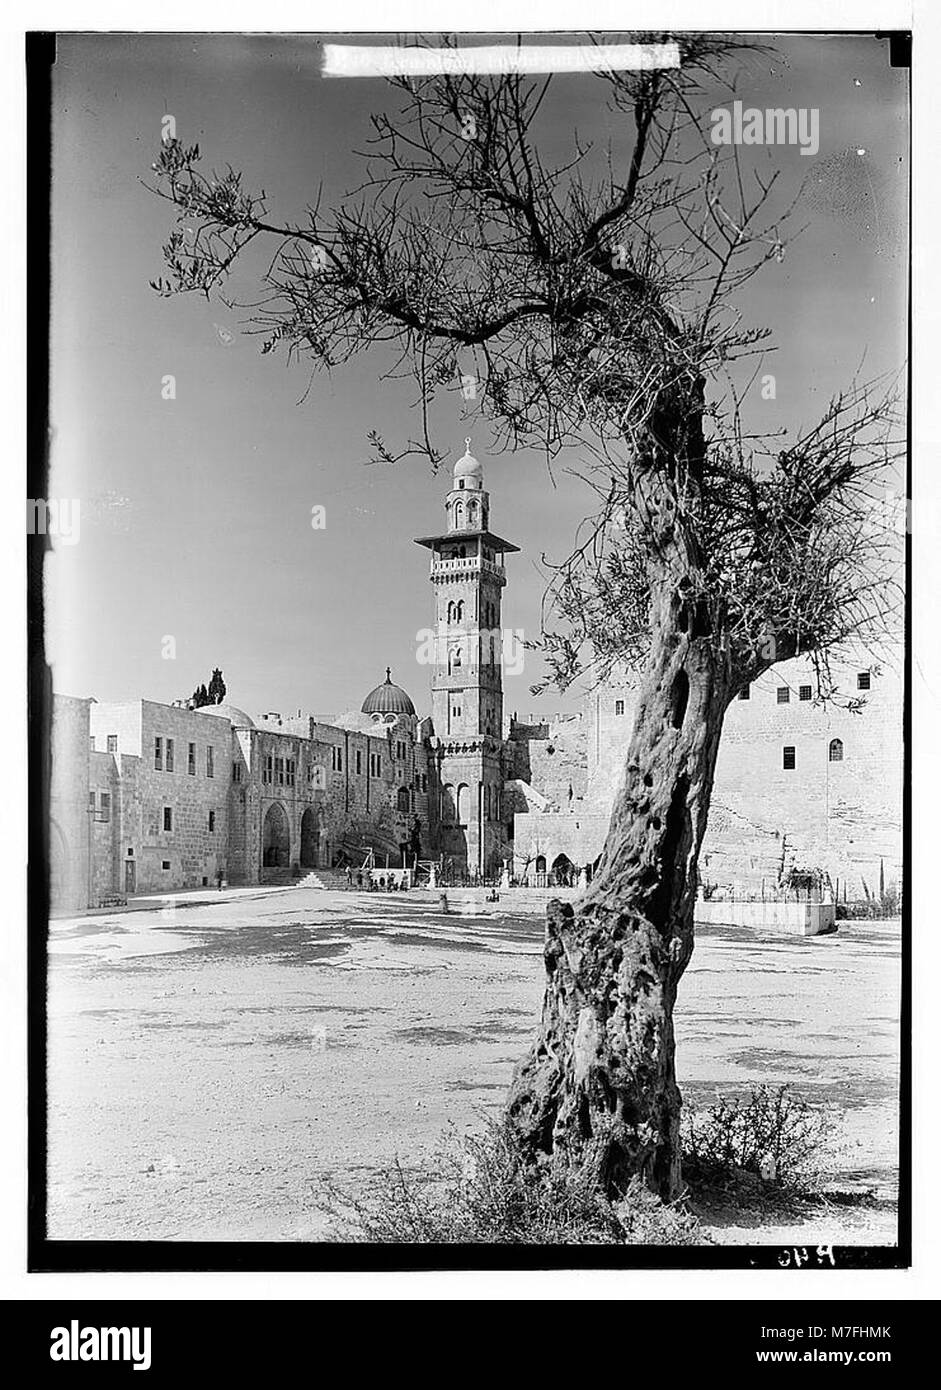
[161,860,170,871]
[107,734,118,753]
[97,792,111,823]
[154,735,163,770]
[188,742,196,774]
[776,687,790,705]
[615,699,625,716]
[263,754,273,785]
[208,810,215,832]
[799,685,812,701]
[233,761,242,783]
[166,738,174,772]
[355,750,362,776]
[738,686,750,700]
[275,756,284,786]
[287,758,296,788]
[857,671,871,691]
[163,806,173,831]
[782,746,796,771]
[206,745,214,778]
[88,791,96,814]
[89,735,96,752]
[332,746,343,773]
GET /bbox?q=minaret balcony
[430,554,505,581]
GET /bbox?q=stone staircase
[259,866,363,891]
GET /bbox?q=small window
[355,750,362,776]
[263,754,273,785]
[233,762,242,783]
[89,735,96,752]
[776,687,790,705]
[88,791,96,813]
[206,745,214,778]
[97,792,111,823]
[165,737,175,772]
[615,699,625,716]
[162,806,173,831]
[107,734,118,753]
[161,860,170,871]
[799,685,812,702]
[188,742,196,775]
[782,746,796,771]
[286,758,295,788]
[857,671,871,691]
[738,686,750,700]
[154,735,163,770]
[208,810,216,832]
[275,756,284,786]
[829,738,844,763]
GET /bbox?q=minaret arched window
[448,646,463,674]
[454,500,465,528]
[467,499,478,526]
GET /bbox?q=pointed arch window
[828,738,844,762]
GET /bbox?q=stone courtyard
[45,888,901,1247]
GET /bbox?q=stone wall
[50,695,91,913]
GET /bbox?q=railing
[431,556,505,578]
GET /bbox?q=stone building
[48,435,902,910]
[512,648,903,898]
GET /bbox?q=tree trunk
[506,569,734,1200]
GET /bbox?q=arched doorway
[551,852,574,887]
[300,807,321,868]
[262,803,290,869]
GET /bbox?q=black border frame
[25,27,913,1274]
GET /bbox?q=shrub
[681,1084,834,1191]
[321,1118,703,1245]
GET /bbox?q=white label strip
[322,43,681,79]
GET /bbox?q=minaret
[414,440,520,875]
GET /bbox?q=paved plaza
[46,890,901,1245]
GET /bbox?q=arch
[454,500,465,528]
[455,600,464,622]
[551,852,574,887]
[262,802,290,869]
[828,738,844,762]
[448,645,462,675]
[456,783,469,824]
[300,806,321,868]
[446,600,455,624]
[467,499,479,526]
[534,854,547,876]
[442,783,456,823]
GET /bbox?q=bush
[321,1118,703,1245]
[681,1084,834,1192]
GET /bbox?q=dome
[196,701,256,729]
[361,668,416,717]
[453,437,484,485]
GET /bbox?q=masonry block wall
[50,695,92,913]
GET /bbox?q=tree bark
[506,548,735,1200]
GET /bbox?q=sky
[45,32,909,721]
